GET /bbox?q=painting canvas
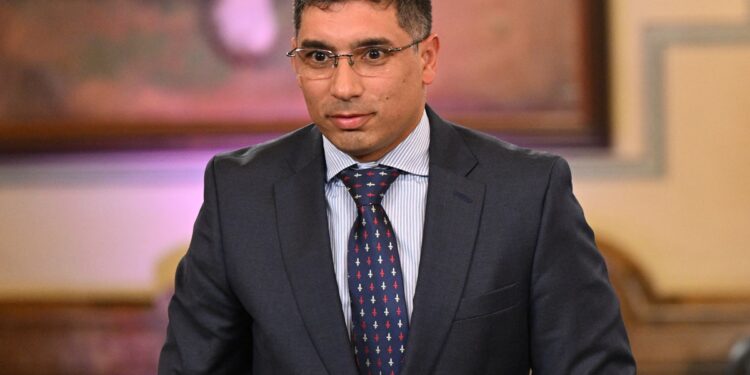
[0,0,607,152]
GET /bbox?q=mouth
[327,112,374,130]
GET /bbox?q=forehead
[297,1,410,48]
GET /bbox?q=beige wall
[0,153,209,300]
[0,0,749,300]
[574,0,750,297]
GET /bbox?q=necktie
[338,166,410,375]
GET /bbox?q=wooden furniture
[601,242,750,374]
[0,297,168,375]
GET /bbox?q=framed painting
[0,0,609,153]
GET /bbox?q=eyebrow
[299,37,395,51]
[299,39,334,50]
[354,38,394,48]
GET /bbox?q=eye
[304,50,331,64]
[363,47,386,61]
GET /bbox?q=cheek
[300,79,327,100]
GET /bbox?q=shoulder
[208,124,321,178]
[435,118,567,184]
[454,124,559,163]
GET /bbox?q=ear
[420,33,439,85]
[290,36,303,87]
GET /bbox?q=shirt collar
[323,109,430,182]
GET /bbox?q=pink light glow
[213,0,278,55]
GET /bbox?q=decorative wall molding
[570,0,750,178]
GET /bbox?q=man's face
[293,1,438,162]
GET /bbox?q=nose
[329,57,364,101]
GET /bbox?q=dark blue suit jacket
[159,107,636,374]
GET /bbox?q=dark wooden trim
[579,0,612,147]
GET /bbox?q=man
[159,0,636,374]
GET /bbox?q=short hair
[293,0,432,40]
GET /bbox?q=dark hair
[293,0,432,40]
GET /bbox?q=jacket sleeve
[158,158,253,374]
[529,157,636,374]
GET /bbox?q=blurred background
[0,0,749,374]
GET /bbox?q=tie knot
[338,166,399,206]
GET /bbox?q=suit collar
[424,105,478,176]
[283,125,326,175]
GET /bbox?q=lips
[328,112,374,130]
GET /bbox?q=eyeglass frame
[286,35,428,77]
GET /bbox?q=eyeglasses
[287,37,425,80]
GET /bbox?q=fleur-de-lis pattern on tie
[338,166,409,375]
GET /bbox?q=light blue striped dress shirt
[322,110,430,335]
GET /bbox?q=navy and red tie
[338,166,410,375]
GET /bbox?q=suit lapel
[401,109,486,375]
[274,129,358,375]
